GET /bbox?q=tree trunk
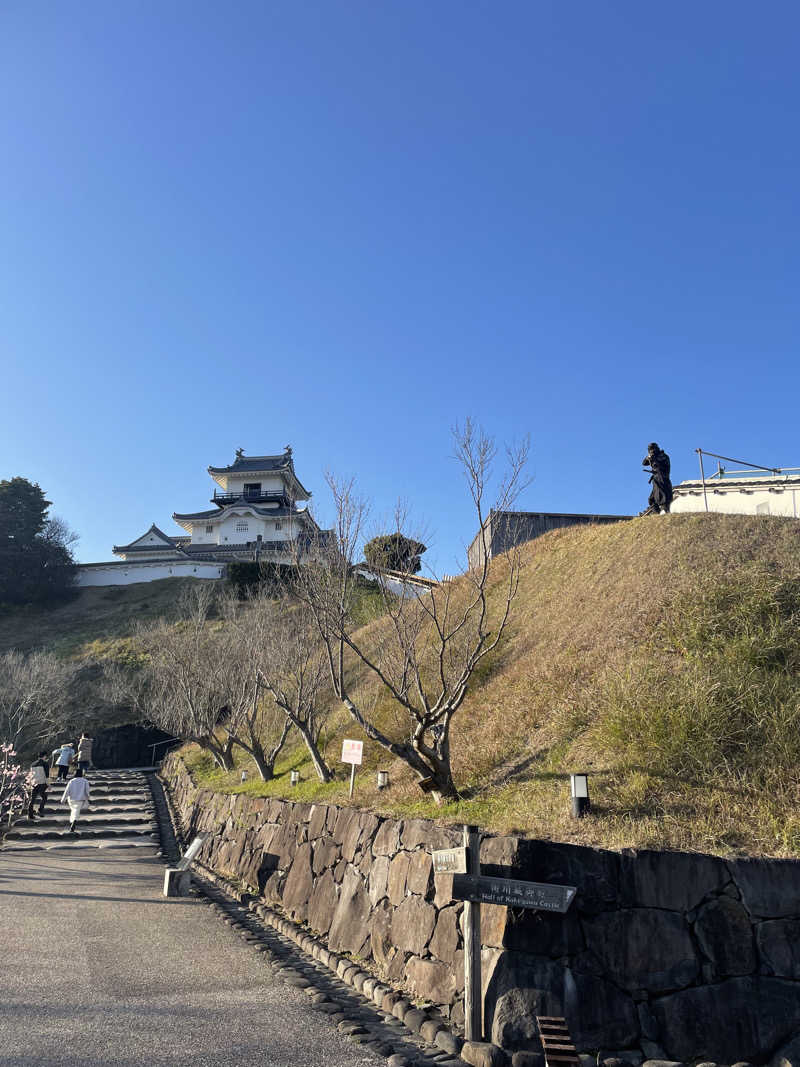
[250,742,275,781]
[203,734,235,772]
[296,721,333,782]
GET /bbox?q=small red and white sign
[341,739,364,765]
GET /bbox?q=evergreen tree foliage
[363,533,426,574]
[0,478,77,606]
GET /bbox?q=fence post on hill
[463,824,482,1042]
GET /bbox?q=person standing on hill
[642,442,673,514]
[76,733,93,774]
[61,768,90,833]
[54,742,75,781]
[28,751,50,819]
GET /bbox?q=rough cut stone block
[307,869,339,936]
[388,852,411,905]
[405,956,458,1005]
[373,819,402,856]
[757,919,800,978]
[407,850,434,897]
[582,908,698,993]
[430,905,461,964]
[391,895,437,956]
[368,854,391,906]
[485,953,638,1052]
[730,858,800,919]
[650,977,800,1063]
[620,850,728,912]
[512,1053,544,1067]
[461,1041,508,1067]
[435,1030,463,1055]
[281,841,314,921]
[694,896,756,978]
[328,867,371,957]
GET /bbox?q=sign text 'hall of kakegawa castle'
[76,448,331,587]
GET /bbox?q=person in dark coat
[28,751,50,819]
[643,442,673,513]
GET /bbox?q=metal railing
[694,449,800,513]
[212,490,288,505]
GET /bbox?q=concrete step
[5,824,157,841]
[23,814,156,829]
[3,837,160,852]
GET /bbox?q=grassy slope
[7,518,800,856]
[0,578,204,657]
[185,513,800,858]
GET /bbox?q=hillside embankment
[7,515,800,856]
[182,513,800,858]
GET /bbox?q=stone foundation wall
[163,754,800,1065]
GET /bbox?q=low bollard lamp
[376,770,389,790]
[570,773,590,818]
[290,770,300,786]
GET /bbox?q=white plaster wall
[212,511,297,544]
[76,562,225,587]
[225,474,284,494]
[672,481,800,519]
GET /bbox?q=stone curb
[152,773,479,1067]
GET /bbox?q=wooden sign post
[341,739,364,798]
[436,825,578,1043]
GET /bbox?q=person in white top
[61,768,91,833]
[54,743,76,782]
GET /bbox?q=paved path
[0,817,380,1066]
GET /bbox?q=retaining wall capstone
[162,754,800,1066]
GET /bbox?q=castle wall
[76,560,225,586]
[163,753,800,1065]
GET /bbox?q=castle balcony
[211,490,290,507]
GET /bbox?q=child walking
[60,768,91,833]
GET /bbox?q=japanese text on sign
[341,739,364,765]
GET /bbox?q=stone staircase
[2,769,160,852]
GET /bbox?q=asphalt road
[0,847,381,1067]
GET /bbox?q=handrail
[695,449,799,513]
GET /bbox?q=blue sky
[2,2,799,574]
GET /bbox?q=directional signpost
[435,826,577,1043]
[451,875,576,913]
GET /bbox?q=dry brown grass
[186,513,800,858]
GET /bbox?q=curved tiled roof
[172,503,308,523]
[207,448,311,500]
[208,453,290,474]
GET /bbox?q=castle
[76,447,328,587]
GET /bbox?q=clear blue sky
[2,2,799,574]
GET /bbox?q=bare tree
[294,420,529,802]
[135,586,291,780]
[134,586,238,771]
[216,590,291,780]
[244,590,334,782]
[0,650,75,754]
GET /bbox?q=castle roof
[172,503,308,527]
[112,523,183,555]
[207,448,311,500]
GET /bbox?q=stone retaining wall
[163,754,800,1066]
